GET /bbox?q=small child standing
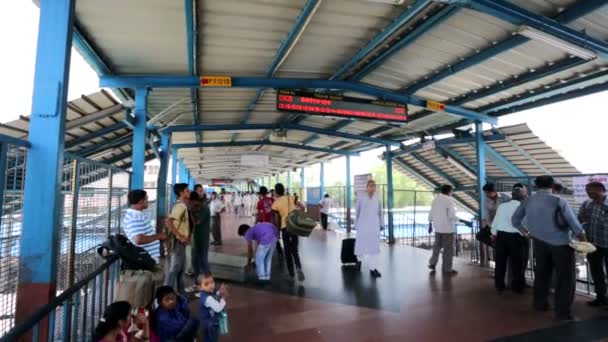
[198,272,229,342]
[154,286,199,342]
[237,223,278,281]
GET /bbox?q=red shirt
[257,196,275,223]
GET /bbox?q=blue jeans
[255,243,276,280]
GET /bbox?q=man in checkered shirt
[579,181,608,307]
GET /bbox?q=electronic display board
[276,90,407,123]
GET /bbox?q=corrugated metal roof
[389,123,579,212]
[47,0,608,180]
[0,91,156,169]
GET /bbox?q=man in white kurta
[354,180,383,278]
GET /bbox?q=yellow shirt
[170,201,190,237]
[271,195,295,229]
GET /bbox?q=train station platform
[192,215,608,342]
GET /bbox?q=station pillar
[475,121,488,266]
[300,167,305,201]
[131,88,148,190]
[170,149,178,205]
[386,145,395,244]
[16,0,76,338]
[157,133,170,235]
[320,162,325,198]
[346,155,352,233]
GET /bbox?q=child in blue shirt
[154,286,199,342]
[198,272,229,342]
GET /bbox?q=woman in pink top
[94,301,152,342]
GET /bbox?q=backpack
[97,234,157,271]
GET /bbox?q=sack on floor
[114,268,164,307]
[98,234,157,271]
[286,210,317,237]
[341,238,359,265]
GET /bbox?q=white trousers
[358,253,379,271]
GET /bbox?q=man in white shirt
[123,190,167,262]
[319,194,332,230]
[492,185,528,294]
[209,192,225,245]
[428,185,459,275]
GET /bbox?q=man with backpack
[123,190,167,262]
[165,183,191,294]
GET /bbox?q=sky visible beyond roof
[1,1,607,184]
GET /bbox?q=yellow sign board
[200,76,232,87]
[426,100,446,112]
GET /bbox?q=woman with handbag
[271,183,305,282]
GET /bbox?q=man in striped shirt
[123,190,167,262]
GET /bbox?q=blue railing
[0,257,119,341]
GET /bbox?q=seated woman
[94,301,152,342]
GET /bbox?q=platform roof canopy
[29,0,608,181]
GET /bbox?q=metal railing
[0,136,132,338]
[0,257,119,342]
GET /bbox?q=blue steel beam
[157,133,170,221]
[482,69,608,115]
[72,25,129,102]
[487,81,608,117]
[456,0,608,58]
[65,121,128,148]
[173,140,359,157]
[17,0,75,330]
[301,120,352,145]
[350,5,460,82]
[390,133,505,158]
[385,146,395,243]
[284,3,458,146]
[437,145,476,173]
[475,122,487,222]
[237,0,321,141]
[410,152,460,186]
[100,76,497,124]
[331,0,435,80]
[403,0,607,95]
[77,134,131,156]
[131,88,149,190]
[184,0,202,146]
[166,122,402,146]
[482,143,526,178]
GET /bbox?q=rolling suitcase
[341,238,360,268]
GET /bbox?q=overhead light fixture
[517,25,597,60]
[445,155,476,179]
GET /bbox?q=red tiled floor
[193,214,605,341]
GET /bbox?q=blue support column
[475,121,487,221]
[157,134,170,233]
[386,146,395,244]
[131,88,148,190]
[16,0,75,334]
[171,149,178,205]
[188,170,195,189]
[319,162,325,197]
[346,155,352,233]
[178,159,188,183]
[300,168,305,202]
[475,121,487,266]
